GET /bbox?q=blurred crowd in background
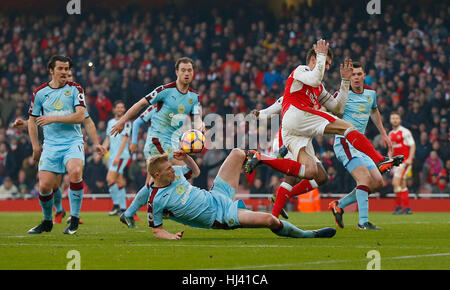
[0,0,448,199]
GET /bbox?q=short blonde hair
[147,153,169,177]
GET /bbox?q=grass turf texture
[0,212,449,270]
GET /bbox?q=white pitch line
[205,252,450,270]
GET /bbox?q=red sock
[261,155,305,177]
[288,179,317,198]
[401,189,410,207]
[345,130,384,164]
[272,183,292,218]
[395,192,402,207]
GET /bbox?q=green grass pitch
[0,211,449,270]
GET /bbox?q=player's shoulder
[293,65,310,74]
[33,82,50,96]
[363,85,376,95]
[399,125,412,134]
[188,87,199,96]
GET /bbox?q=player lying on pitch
[146,149,336,240]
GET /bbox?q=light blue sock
[109,183,119,206]
[118,186,127,210]
[272,220,315,238]
[69,181,84,218]
[124,185,150,218]
[53,188,63,213]
[356,186,370,225]
[338,188,357,209]
[39,191,54,221]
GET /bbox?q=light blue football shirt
[144,82,200,145]
[106,118,131,160]
[147,166,219,229]
[28,81,86,146]
[334,86,377,142]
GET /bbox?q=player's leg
[53,174,66,224]
[237,209,335,238]
[399,167,412,214]
[106,170,120,215]
[64,156,85,235]
[325,119,402,171]
[116,174,128,213]
[28,146,66,234]
[392,166,404,214]
[216,148,247,191]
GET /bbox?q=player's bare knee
[231,148,246,160]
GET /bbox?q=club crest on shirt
[177,104,186,114]
[65,91,71,96]
[358,104,366,112]
[53,100,64,110]
[176,184,186,195]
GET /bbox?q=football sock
[39,191,54,221]
[356,185,370,225]
[118,185,127,210]
[289,179,318,198]
[401,188,410,208]
[260,154,305,178]
[394,187,402,208]
[69,180,84,218]
[344,129,384,164]
[108,183,119,206]
[53,187,63,213]
[272,182,292,218]
[338,188,357,209]
[124,185,150,218]
[272,220,315,238]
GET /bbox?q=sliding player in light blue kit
[110,57,204,228]
[329,61,397,230]
[147,149,335,240]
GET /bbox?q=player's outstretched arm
[292,39,329,87]
[111,97,149,136]
[319,57,352,116]
[152,225,184,240]
[256,96,283,117]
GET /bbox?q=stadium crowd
[0,1,448,200]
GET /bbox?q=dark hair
[390,111,401,118]
[47,55,73,70]
[352,61,365,72]
[306,47,334,64]
[113,100,125,107]
[175,57,195,71]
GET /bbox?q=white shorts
[272,132,295,161]
[281,105,336,161]
[392,163,411,181]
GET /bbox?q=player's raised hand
[314,39,329,55]
[110,119,125,137]
[340,57,353,79]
